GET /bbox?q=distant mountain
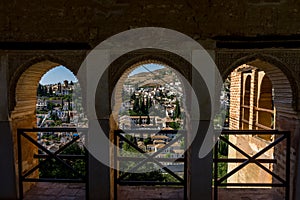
[126,67,178,87]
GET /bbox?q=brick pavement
[23,182,86,200]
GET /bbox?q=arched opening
[241,75,251,130]
[223,55,297,198]
[111,61,188,199]
[94,48,213,200]
[10,60,62,195]
[10,60,86,199]
[256,74,274,141]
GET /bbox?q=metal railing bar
[220,135,285,183]
[252,161,285,184]
[117,157,185,162]
[220,130,279,135]
[17,129,24,200]
[115,129,186,135]
[117,132,184,182]
[21,132,84,180]
[117,181,183,186]
[213,158,276,163]
[285,132,291,200]
[34,154,86,159]
[18,127,87,132]
[217,134,286,183]
[219,136,251,159]
[23,178,85,183]
[218,183,285,187]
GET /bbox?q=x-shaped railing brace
[116,131,185,183]
[18,130,85,180]
[217,134,287,184]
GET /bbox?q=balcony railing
[113,129,187,199]
[17,128,88,199]
[18,128,290,200]
[213,130,290,200]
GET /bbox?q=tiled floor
[23,182,86,200]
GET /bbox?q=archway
[112,62,187,199]
[225,54,297,198]
[9,58,82,197]
[95,48,213,200]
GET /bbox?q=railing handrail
[213,130,290,200]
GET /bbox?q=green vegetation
[120,134,168,182]
[39,143,86,179]
[212,138,229,184]
[168,122,180,130]
[173,100,181,120]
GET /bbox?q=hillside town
[118,67,186,175]
[36,80,87,152]
[34,66,229,179]
[117,67,230,173]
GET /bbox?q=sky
[39,63,165,85]
[129,63,165,76]
[39,66,78,85]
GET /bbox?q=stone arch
[9,56,78,194]
[96,49,195,121]
[225,53,297,114]
[9,55,72,113]
[111,59,188,125]
[95,48,212,199]
[257,74,273,130]
[226,53,298,197]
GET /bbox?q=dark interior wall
[2,0,300,46]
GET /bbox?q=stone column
[0,55,17,199]
[87,64,111,200]
[249,69,258,130]
[229,69,242,130]
[187,67,213,200]
[295,117,300,200]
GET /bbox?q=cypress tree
[141,97,146,115]
[49,86,53,97]
[145,97,149,115]
[133,97,139,114]
[174,100,181,120]
[66,112,70,123]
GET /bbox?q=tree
[47,102,54,110]
[145,97,149,115]
[50,111,59,121]
[48,86,53,97]
[37,84,43,96]
[120,135,165,182]
[67,99,72,110]
[39,143,86,179]
[122,135,137,153]
[133,97,140,114]
[173,99,181,120]
[140,97,146,115]
[61,99,64,110]
[168,122,180,130]
[146,115,150,124]
[66,112,70,123]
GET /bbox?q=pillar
[0,55,17,199]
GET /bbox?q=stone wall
[3,0,300,46]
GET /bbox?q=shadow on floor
[24,182,86,200]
